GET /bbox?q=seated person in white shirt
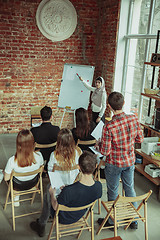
[4,129,44,206]
[48,128,82,189]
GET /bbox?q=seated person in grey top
[30,151,102,237]
[31,106,60,170]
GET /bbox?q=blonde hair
[15,129,36,167]
[55,128,76,170]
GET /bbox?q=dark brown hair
[15,129,36,167]
[40,106,52,121]
[108,91,124,110]
[79,151,97,174]
[75,108,90,138]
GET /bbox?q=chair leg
[47,218,56,240]
[4,187,10,210]
[56,216,59,240]
[91,209,94,240]
[144,203,148,240]
[39,177,43,208]
[98,198,101,214]
[11,193,15,231]
[31,192,36,205]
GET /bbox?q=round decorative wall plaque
[36,0,77,42]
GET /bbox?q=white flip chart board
[58,63,95,110]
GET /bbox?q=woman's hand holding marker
[77,73,83,81]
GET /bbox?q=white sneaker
[14,195,20,207]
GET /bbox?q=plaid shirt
[100,112,144,168]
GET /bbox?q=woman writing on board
[78,76,107,124]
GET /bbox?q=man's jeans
[104,163,137,224]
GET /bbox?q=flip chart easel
[59,107,75,129]
[58,63,95,128]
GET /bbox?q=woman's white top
[5,152,44,181]
[82,81,107,117]
[48,149,80,186]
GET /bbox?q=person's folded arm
[4,171,10,181]
[49,186,58,210]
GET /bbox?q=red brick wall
[0,0,120,133]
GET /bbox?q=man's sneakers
[30,219,45,237]
[97,218,114,231]
[129,221,138,229]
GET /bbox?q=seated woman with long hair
[71,107,96,151]
[4,129,44,206]
[48,128,82,191]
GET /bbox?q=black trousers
[92,111,105,124]
[9,174,39,191]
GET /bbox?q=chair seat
[56,217,91,237]
[102,201,143,227]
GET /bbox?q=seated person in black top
[71,107,96,151]
[31,106,60,170]
[30,151,102,237]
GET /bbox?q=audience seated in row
[30,151,102,237]
[4,129,44,206]
[31,106,60,171]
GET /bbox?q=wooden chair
[96,190,152,240]
[47,200,96,240]
[35,142,57,149]
[77,139,96,146]
[4,165,44,231]
[35,142,57,169]
[53,163,80,184]
[30,106,43,126]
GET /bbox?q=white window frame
[114,0,157,120]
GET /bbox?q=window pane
[130,0,150,34]
[152,0,160,34]
[141,97,155,124]
[124,39,147,115]
[148,38,160,59]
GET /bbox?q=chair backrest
[114,190,152,206]
[77,139,96,146]
[57,200,96,213]
[35,142,57,149]
[94,159,105,180]
[11,165,44,179]
[53,164,79,172]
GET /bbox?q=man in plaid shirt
[97,91,144,229]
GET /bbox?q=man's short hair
[40,106,52,121]
[108,91,124,110]
[79,151,97,174]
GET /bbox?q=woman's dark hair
[79,151,97,174]
[75,108,90,138]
